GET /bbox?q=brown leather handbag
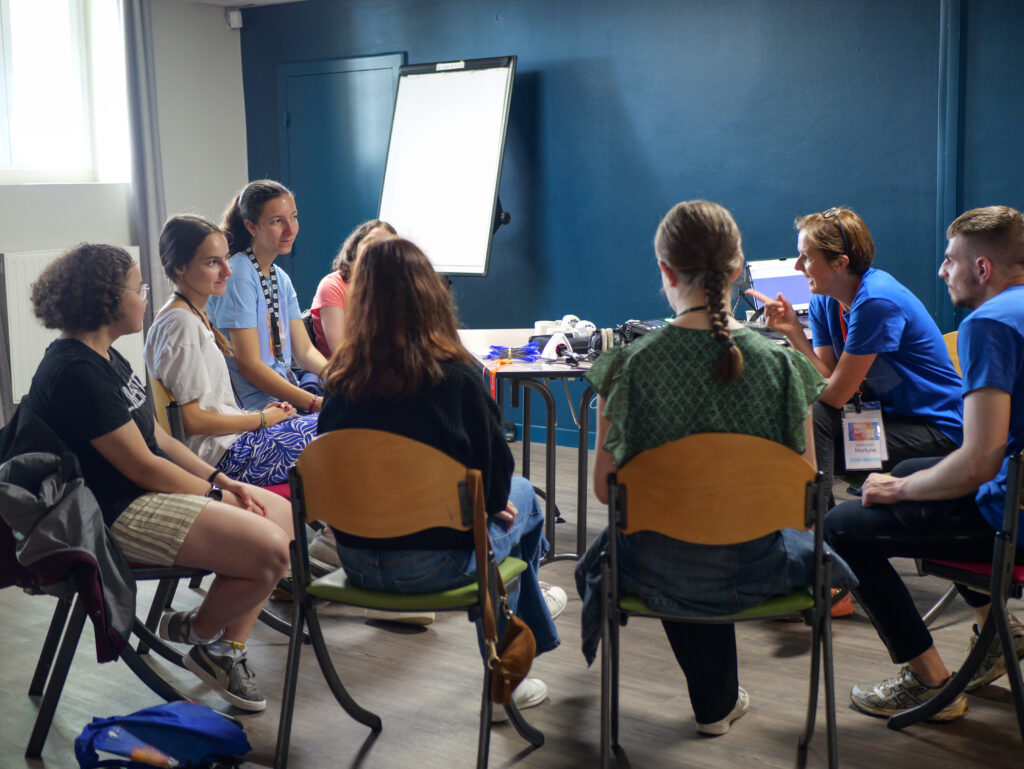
[471,476,537,705]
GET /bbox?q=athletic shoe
[158,609,197,645]
[362,608,435,625]
[308,528,342,572]
[830,588,856,618]
[696,687,750,736]
[158,608,222,646]
[184,641,267,712]
[850,666,967,721]
[965,615,1024,692]
[540,582,567,620]
[492,677,549,722]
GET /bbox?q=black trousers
[660,620,737,724]
[824,457,1022,664]
[814,401,958,507]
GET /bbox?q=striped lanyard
[245,248,286,364]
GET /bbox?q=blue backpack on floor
[75,701,251,768]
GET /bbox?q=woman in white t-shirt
[144,215,318,486]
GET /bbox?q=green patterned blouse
[585,325,825,467]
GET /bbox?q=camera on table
[588,319,666,354]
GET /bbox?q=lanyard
[244,248,286,364]
[836,281,863,410]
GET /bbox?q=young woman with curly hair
[27,243,293,712]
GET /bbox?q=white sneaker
[540,582,567,620]
[695,687,750,736]
[492,677,549,721]
[362,608,435,626]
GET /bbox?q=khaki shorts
[110,493,210,566]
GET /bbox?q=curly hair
[31,243,134,332]
[331,219,397,281]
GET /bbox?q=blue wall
[239,0,1022,445]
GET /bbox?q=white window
[0,0,129,184]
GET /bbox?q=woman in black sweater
[317,237,563,714]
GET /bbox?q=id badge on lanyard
[841,398,888,470]
[838,301,887,470]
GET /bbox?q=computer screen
[747,257,813,313]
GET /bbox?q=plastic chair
[274,428,545,769]
[598,433,836,768]
[888,452,1024,743]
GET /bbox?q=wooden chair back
[294,428,480,538]
[943,330,961,375]
[149,376,175,435]
[614,432,817,545]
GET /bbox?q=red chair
[887,452,1024,742]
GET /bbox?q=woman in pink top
[310,219,396,356]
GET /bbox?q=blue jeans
[336,476,559,655]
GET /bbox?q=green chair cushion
[308,556,529,611]
[619,588,815,621]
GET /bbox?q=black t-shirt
[28,338,166,525]
[317,359,515,549]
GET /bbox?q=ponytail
[220,179,294,254]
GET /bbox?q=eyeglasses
[822,207,851,256]
[129,283,150,301]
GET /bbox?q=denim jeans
[336,476,559,655]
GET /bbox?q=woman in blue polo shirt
[207,179,328,413]
[749,206,963,504]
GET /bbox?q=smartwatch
[206,483,223,501]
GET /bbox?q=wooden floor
[2,442,1023,769]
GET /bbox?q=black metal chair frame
[888,452,1024,742]
[25,564,211,757]
[274,430,545,769]
[598,434,837,769]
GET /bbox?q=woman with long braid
[575,200,855,736]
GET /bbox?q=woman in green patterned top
[575,200,854,736]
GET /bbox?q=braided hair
[655,200,744,382]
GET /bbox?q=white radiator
[1,247,146,404]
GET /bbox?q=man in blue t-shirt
[824,205,1024,722]
[749,207,963,506]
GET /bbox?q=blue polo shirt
[206,252,303,410]
[959,285,1024,542]
[808,267,963,443]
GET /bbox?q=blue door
[277,53,404,306]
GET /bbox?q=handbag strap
[470,472,511,667]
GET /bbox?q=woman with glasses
[748,207,963,505]
[207,179,329,413]
[145,215,319,486]
[26,244,292,712]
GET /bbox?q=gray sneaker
[158,609,197,645]
[850,666,967,721]
[965,615,1024,692]
[184,642,266,712]
[159,608,222,646]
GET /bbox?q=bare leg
[174,499,291,642]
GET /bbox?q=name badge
[841,401,888,471]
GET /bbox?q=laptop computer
[746,257,813,318]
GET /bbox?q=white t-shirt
[144,307,244,464]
